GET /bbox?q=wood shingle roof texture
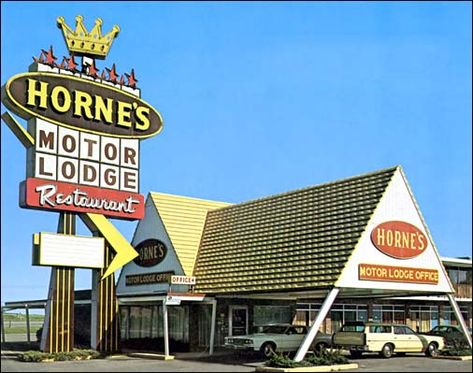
[193,166,398,294]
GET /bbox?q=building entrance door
[229,305,248,336]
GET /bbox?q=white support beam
[209,299,217,355]
[294,287,340,362]
[447,293,472,349]
[163,300,170,356]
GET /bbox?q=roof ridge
[213,165,400,212]
[150,191,231,205]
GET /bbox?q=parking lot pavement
[1,352,471,372]
[350,353,472,372]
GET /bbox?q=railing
[454,284,472,299]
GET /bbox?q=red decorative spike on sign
[88,59,100,78]
[106,63,118,83]
[125,68,138,88]
[118,75,125,85]
[59,57,67,69]
[66,53,78,72]
[42,45,57,67]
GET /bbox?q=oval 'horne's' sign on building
[370,221,428,260]
[133,239,167,267]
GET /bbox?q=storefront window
[409,306,438,333]
[141,307,152,338]
[129,306,142,338]
[168,306,189,343]
[120,307,130,340]
[373,305,405,324]
[254,305,291,326]
[295,303,367,334]
[440,306,469,327]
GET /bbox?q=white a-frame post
[447,294,472,349]
[294,287,340,362]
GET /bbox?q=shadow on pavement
[174,349,266,366]
[1,341,40,352]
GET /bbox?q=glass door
[229,305,248,336]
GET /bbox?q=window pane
[254,306,291,326]
[129,307,141,338]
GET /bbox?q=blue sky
[1,2,471,305]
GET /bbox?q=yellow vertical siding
[150,192,231,276]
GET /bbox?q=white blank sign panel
[35,233,104,269]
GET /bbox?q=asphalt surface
[1,351,472,372]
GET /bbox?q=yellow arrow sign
[2,111,139,279]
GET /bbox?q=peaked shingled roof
[193,166,398,294]
[150,192,231,276]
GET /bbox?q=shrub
[18,351,51,362]
[440,347,472,357]
[306,349,349,366]
[18,349,102,362]
[266,349,349,368]
[267,353,311,368]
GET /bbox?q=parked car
[332,321,445,358]
[424,325,471,347]
[224,324,332,357]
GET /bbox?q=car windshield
[260,325,288,334]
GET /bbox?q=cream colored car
[333,322,445,358]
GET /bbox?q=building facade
[3,166,471,353]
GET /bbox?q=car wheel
[261,342,276,358]
[380,343,394,358]
[315,342,328,354]
[349,350,363,358]
[425,342,439,357]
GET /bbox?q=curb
[432,355,472,361]
[127,352,175,360]
[255,363,359,372]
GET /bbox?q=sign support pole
[163,300,170,356]
[40,212,75,353]
[25,304,31,343]
[447,293,472,349]
[1,307,6,343]
[209,299,217,356]
[91,238,120,352]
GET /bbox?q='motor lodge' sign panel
[2,72,162,139]
[1,14,164,220]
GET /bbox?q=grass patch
[267,349,349,368]
[3,326,42,334]
[18,349,101,362]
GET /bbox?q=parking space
[1,349,472,372]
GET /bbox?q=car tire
[261,342,276,358]
[425,342,439,357]
[314,342,328,354]
[380,343,394,358]
[349,350,363,358]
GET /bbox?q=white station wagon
[224,324,332,357]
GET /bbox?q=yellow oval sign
[1,72,163,139]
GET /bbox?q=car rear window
[370,325,392,333]
[340,324,365,332]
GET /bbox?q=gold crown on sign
[56,15,120,59]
